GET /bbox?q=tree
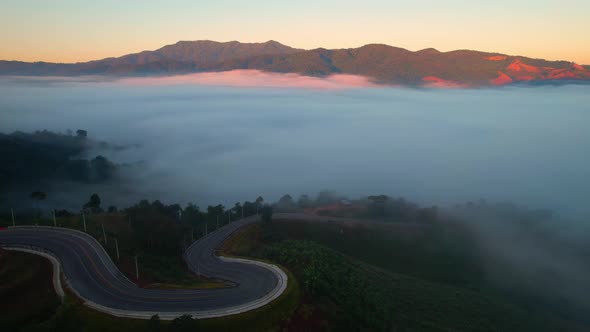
[368,195,389,217]
[31,191,47,201]
[65,159,90,182]
[31,191,47,216]
[107,205,118,213]
[261,205,273,224]
[416,206,438,223]
[243,201,256,217]
[234,202,243,219]
[298,194,312,208]
[316,190,338,205]
[89,155,115,182]
[147,314,161,332]
[170,314,197,332]
[132,210,180,255]
[206,204,224,222]
[76,129,87,138]
[182,203,202,226]
[31,191,47,203]
[277,194,294,210]
[255,196,264,213]
[84,193,102,213]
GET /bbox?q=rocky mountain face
[1,40,588,87]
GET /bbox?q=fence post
[115,238,120,260]
[101,222,107,245]
[135,255,139,280]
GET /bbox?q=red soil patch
[490,72,513,85]
[422,76,465,88]
[572,63,586,71]
[507,59,541,73]
[547,69,577,79]
[515,75,535,81]
[503,60,589,81]
[486,55,507,61]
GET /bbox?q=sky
[1,0,589,64]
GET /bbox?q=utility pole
[82,213,87,232]
[134,256,139,280]
[101,222,107,245]
[11,208,15,227]
[53,210,57,227]
[115,238,120,260]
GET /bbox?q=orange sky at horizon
[1,1,589,65]
[3,38,589,66]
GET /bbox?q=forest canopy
[0,130,118,189]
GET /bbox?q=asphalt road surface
[0,215,280,315]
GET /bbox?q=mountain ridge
[1,40,588,87]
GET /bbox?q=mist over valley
[1,74,588,218]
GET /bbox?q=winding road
[0,215,287,320]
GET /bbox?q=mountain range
[1,40,589,87]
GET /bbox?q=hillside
[0,40,589,87]
[220,220,587,331]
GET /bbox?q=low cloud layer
[116,70,378,89]
[0,75,589,218]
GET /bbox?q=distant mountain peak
[486,55,508,61]
[263,40,285,45]
[0,40,588,87]
[359,43,408,50]
[417,48,440,54]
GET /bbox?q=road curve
[0,215,287,320]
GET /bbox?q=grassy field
[223,219,483,287]
[220,221,587,331]
[0,249,61,331]
[3,213,587,331]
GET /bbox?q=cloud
[116,70,378,89]
[0,76,589,219]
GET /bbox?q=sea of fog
[1,74,589,218]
